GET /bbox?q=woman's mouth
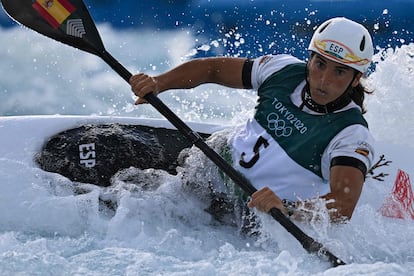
[317,88,328,95]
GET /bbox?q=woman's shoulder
[330,124,375,156]
[253,54,303,69]
[326,124,375,170]
[251,54,305,88]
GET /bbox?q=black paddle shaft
[95,43,346,268]
[0,0,345,267]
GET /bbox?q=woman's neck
[300,84,351,114]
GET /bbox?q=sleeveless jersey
[230,55,374,201]
[254,62,368,177]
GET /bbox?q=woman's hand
[247,187,286,214]
[129,73,159,105]
[247,166,365,221]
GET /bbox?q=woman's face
[307,54,361,105]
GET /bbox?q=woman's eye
[336,69,346,76]
[316,61,324,68]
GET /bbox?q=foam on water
[365,44,414,148]
[0,24,256,124]
[1,23,414,275]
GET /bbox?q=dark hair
[308,51,373,114]
[350,82,373,114]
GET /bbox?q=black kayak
[0,115,225,186]
[36,123,212,186]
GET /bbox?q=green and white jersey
[230,54,375,201]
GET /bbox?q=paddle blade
[1,0,105,56]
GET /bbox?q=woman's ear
[352,72,363,87]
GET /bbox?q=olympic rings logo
[267,112,293,137]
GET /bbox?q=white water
[1,23,414,275]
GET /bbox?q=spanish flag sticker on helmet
[313,39,371,66]
[308,17,374,73]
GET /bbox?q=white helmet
[308,17,374,73]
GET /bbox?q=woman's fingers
[248,187,284,213]
[130,74,158,104]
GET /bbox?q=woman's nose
[319,70,332,86]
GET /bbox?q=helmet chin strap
[301,62,357,114]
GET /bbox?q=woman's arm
[130,57,247,104]
[321,165,364,221]
[248,165,365,222]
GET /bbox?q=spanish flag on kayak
[32,0,76,29]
